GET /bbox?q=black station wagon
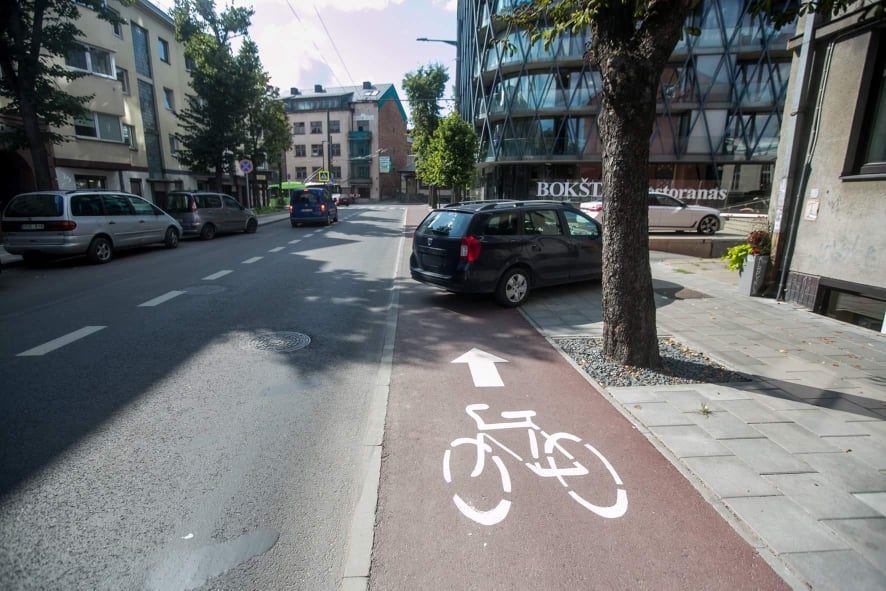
[410,201,603,306]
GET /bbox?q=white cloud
[429,0,457,11]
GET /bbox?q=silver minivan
[163,192,258,240]
[1,190,182,264]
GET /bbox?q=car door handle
[531,244,541,252]
[139,220,145,223]
[108,221,116,225]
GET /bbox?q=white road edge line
[342,207,407,589]
[268,247,285,253]
[17,325,107,357]
[138,290,185,307]
[242,256,263,264]
[203,270,233,281]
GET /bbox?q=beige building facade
[771,9,886,331]
[49,0,197,203]
[282,83,409,200]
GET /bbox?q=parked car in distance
[162,191,258,240]
[580,192,722,234]
[410,200,602,307]
[1,190,182,264]
[289,187,338,226]
[333,194,352,206]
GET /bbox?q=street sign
[379,156,391,174]
[239,159,254,174]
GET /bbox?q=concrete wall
[773,28,886,290]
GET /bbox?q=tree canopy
[402,64,449,202]
[0,0,127,188]
[424,112,479,197]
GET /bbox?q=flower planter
[738,254,769,297]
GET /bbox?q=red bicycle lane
[369,209,788,590]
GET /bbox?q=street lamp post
[416,37,460,106]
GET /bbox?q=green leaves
[402,64,449,185]
[423,112,479,192]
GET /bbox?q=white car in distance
[580,192,722,235]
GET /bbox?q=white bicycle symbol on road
[443,404,628,526]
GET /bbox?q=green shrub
[722,243,754,272]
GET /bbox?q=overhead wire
[281,0,347,89]
[312,5,358,89]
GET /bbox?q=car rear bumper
[3,235,89,255]
[410,265,495,294]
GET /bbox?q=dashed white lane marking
[288,239,300,244]
[203,270,233,281]
[268,247,285,253]
[139,290,186,307]
[242,257,263,264]
[17,326,107,357]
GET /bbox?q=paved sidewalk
[522,253,886,591]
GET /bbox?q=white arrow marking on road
[451,348,509,388]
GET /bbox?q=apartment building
[281,82,409,200]
[771,10,886,332]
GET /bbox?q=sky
[150,0,460,122]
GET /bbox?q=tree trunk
[19,93,54,190]
[214,161,223,192]
[592,4,691,369]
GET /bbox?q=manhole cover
[183,285,228,295]
[242,331,311,353]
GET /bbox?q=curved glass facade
[456,0,795,209]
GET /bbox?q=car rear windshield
[165,193,191,212]
[292,191,320,206]
[4,194,64,217]
[417,210,473,238]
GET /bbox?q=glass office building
[455,0,795,209]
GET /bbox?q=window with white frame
[158,38,170,64]
[122,124,137,150]
[65,44,115,77]
[163,87,175,110]
[74,112,124,142]
[110,9,122,37]
[116,67,129,94]
[169,134,180,156]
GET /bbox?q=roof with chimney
[282,82,407,122]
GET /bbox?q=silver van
[163,192,258,240]
[1,190,182,264]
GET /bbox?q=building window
[856,36,886,175]
[169,134,180,156]
[65,44,114,77]
[331,143,341,157]
[116,67,129,94]
[110,9,123,37]
[295,166,307,179]
[295,144,306,157]
[185,55,196,71]
[293,122,305,135]
[75,175,107,189]
[122,124,137,149]
[131,24,152,78]
[74,112,124,142]
[331,166,342,179]
[130,178,143,196]
[312,166,322,174]
[158,38,170,64]
[163,87,175,110]
[310,121,322,134]
[311,144,323,157]
[330,120,341,133]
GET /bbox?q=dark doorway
[0,151,36,212]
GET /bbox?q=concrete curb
[341,207,407,590]
[517,308,810,591]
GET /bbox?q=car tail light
[41,221,77,231]
[190,200,197,212]
[320,203,326,212]
[586,203,603,212]
[459,235,482,263]
[288,204,292,213]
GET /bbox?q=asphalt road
[0,206,406,590]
